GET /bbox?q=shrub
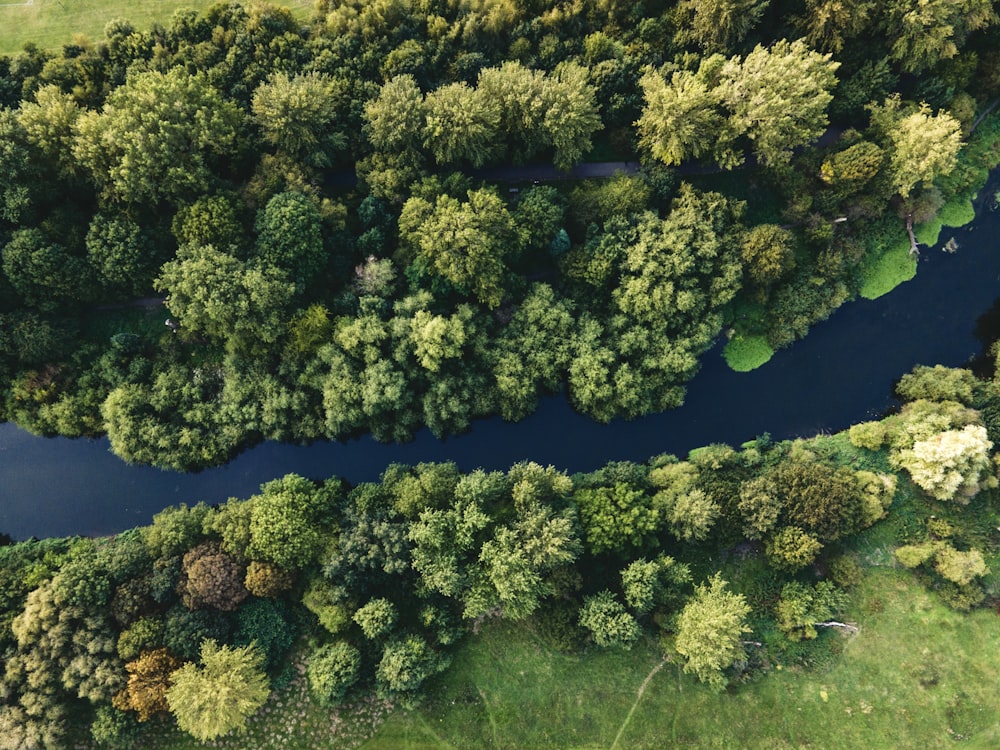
[306,641,361,706]
[578,590,640,649]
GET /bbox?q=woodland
[0,0,999,468]
[5,0,1000,747]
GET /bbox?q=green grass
[915,196,977,248]
[859,237,917,300]
[0,0,314,55]
[723,334,774,372]
[361,570,1000,749]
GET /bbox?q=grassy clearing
[361,569,1000,750]
[0,0,313,55]
[859,237,917,300]
[723,334,774,372]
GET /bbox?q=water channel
[1,208,999,540]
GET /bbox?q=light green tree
[74,68,242,204]
[251,72,345,166]
[422,82,500,167]
[166,640,270,742]
[674,574,752,689]
[637,68,727,167]
[893,424,994,503]
[718,39,840,167]
[872,99,962,199]
[673,0,770,53]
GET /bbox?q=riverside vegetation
[1,0,1000,468]
[3,358,1000,748]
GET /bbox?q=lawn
[0,0,314,55]
[361,569,1000,749]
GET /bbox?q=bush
[578,590,640,649]
[849,421,887,451]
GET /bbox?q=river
[1,208,999,540]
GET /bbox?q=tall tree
[166,640,270,742]
[674,574,752,690]
[74,68,243,205]
[718,40,839,167]
[251,72,345,166]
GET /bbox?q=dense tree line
[1,0,1000,467]
[3,358,1000,747]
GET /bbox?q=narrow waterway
[1,209,999,540]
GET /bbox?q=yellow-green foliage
[849,420,888,450]
[855,470,896,525]
[723,335,774,371]
[894,424,994,503]
[859,238,916,300]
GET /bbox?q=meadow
[0,0,313,55]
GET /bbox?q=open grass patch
[723,334,774,372]
[362,570,1000,749]
[859,237,916,300]
[0,0,313,55]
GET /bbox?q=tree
[775,581,850,640]
[673,0,770,53]
[765,526,823,571]
[365,75,426,154]
[883,0,996,73]
[650,460,720,542]
[621,555,691,613]
[578,590,640,648]
[251,72,345,166]
[399,188,520,308]
[674,575,752,690]
[542,62,603,171]
[718,40,839,167]
[740,224,796,287]
[247,474,336,570]
[574,483,660,555]
[870,99,962,199]
[86,213,157,295]
[113,648,183,722]
[353,598,397,639]
[252,190,326,289]
[375,635,448,705]
[155,243,295,351]
[166,640,270,742]
[177,541,248,611]
[17,83,81,178]
[893,424,994,503]
[637,68,726,167]
[795,0,875,53]
[3,228,94,307]
[74,68,242,204]
[422,82,500,167]
[306,642,360,706]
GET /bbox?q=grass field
[361,569,1000,749]
[0,0,314,56]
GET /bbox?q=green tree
[637,68,726,167]
[365,75,426,154]
[353,598,397,639]
[247,475,337,570]
[166,640,270,742]
[883,0,996,73]
[86,213,157,295]
[870,98,962,199]
[422,82,500,167]
[375,635,449,706]
[251,71,345,166]
[740,224,796,287]
[17,83,81,178]
[673,0,770,53]
[578,590,640,648]
[155,243,295,351]
[795,0,875,53]
[575,483,660,555]
[306,641,360,706]
[765,526,823,571]
[621,555,691,613]
[718,40,840,167]
[775,581,849,640]
[74,68,243,204]
[674,574,752,690]
[399,188,520,308]
[252,191,326,289]
[3,228,94,307]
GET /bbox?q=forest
[3,358,1000,747]
[1,0,999,468]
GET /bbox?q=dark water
[1,211,999,540]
